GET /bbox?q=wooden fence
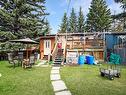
[114,47,126,64]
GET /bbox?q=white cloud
[108,1,122,15]
[60,0,69,7]
[73,0,92,16]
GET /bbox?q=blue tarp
[109,53,121,64]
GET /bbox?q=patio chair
[22,55,35,68]
[18,52,23,66]
[34,52,38,62]
[7,53,18,68]
[29,55,35,66]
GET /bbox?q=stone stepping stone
[51,70,59,74]
[40,65,49,67]
[52,67,60,70]
[50,74,61,81]
[55,90,72,95]
[52,80,67,92]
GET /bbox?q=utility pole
[103,30,106,62]
[113,10,116,31]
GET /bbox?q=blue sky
[45,0,122,34]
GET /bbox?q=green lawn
[61,64,126,95]
[0,61,54,95]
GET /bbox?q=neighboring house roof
[35,32,126,41]
[106,32,126,35]
[40,36,55,39]
[35,35,55,41]
[57,32,126,36]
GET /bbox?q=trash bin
[86,55,94,65]
[78,55,85,65]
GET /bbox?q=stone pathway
[50,66,72,95]
[35,60,49,67]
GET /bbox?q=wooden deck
[66,36,104,60]
[66,37,104,50]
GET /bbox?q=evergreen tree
[0,0,48,42]
[86,0,111,32]
[69,8,77,32]
[77,7,85,32]
[44,19,51,35]
[59,12,68,33]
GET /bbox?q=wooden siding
[66,36,104,50]
[39,37,55,59]
[65,35,104,60]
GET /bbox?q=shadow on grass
[6,65,15,68]
[96,74,110,80]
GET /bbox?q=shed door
[44,40,51,55]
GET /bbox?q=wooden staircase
[53,49,63,66]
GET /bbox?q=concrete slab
[55,91,72,95]
[51,70,60,74]
[40,65,49,67]
[52,67,60,70]
[38,60,47,65]
[52,80,67,92]
[34,64,49,67]
[35,60,47,67]
[50,74,61,81]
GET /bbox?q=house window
[48,41,50,48]
[46,41,48,48]
[45,40,50,48]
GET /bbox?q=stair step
[54,48,63,65]
[55,59,62,62]
[54,62,61,64]
[55,58,63,60]
[55,58,62,60]
[55,56,63,58]
[55,60,62,62]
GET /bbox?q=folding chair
[7,53,18,68]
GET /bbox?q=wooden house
[39,35,55,59]
[38,33,105,63]
[57,33,105,61]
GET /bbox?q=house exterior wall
[105,34,122,49]
[55,32,126,63]
[39,37,55,60]
[106,35,116,49]
[40,39,44,59]
[57,34,104,61]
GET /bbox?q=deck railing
[62,40,67,64]
[51,42,58,61]
[67,39,104,49]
